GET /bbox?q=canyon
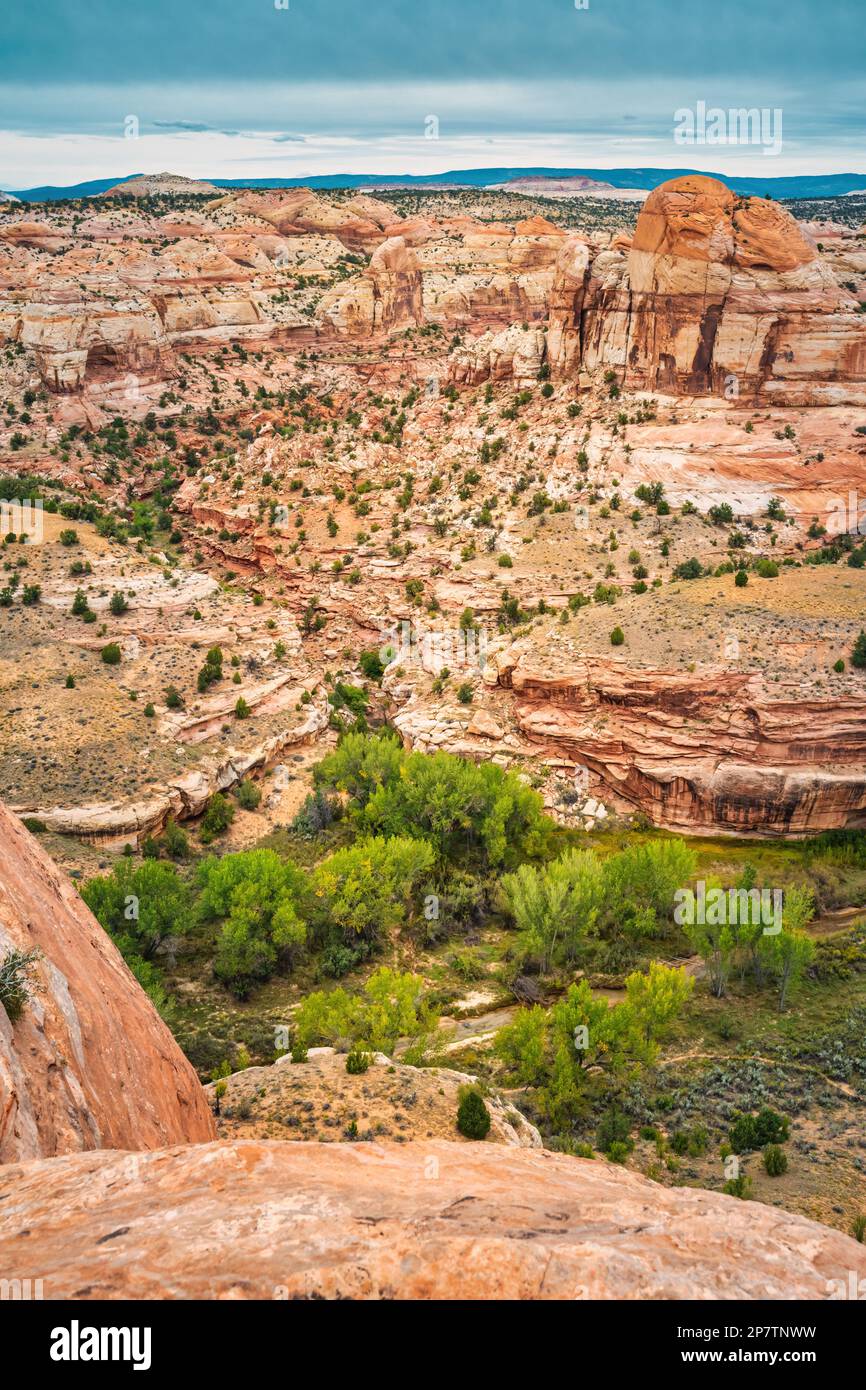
[1,174,866,841]
[2,173,866,1302]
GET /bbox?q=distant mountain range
[4,167,866,203]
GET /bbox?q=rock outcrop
[2,1138,862,1299]
[496,651,866,837]
[0,801,215,1162]
[548,175,866,402]
[205,1048,543,1149]
[320,235,423,336]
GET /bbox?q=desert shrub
[358,649,384,681]
[457,1086,491,1140]
[100,642,121,665]
[596,1109,633,1157]
[236,779,261,811]
[328,681,368,721]
[763,1144,788,1176]
[197,645,224,693]
[109,591,129,615]
[162,815,189,860]
[729,1107,789,1154]
[606,1140,631,1164]
[346,1046,373,1075]
[199,792,235,843]
[0,948,41,1023]
[673,558,703,580]
[755,558,779,578]
[291,787,339,837]
[722,1174,752,1199]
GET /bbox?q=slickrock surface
[1,1138,863,1299]
[0,800,215,1161]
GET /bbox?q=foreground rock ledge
[2,1140,863,1300]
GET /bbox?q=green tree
[314,730,406,807]
[623,961,694,1053]
[81,860,190,961]
[362,748,546,868]
[311,836,435,945]
[197,849,308,997]
[457,1086,491,1139]
[501,847,604,971]
[294,967,435,1053]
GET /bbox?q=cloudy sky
[2,0,864,187]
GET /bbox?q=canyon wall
[0,800,215,1162]
[494,651,866,837]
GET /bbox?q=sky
[2,0,865,188]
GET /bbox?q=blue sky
[2,0,864,186]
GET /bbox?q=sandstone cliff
[0,801,215,1162]
[548,175,866,402]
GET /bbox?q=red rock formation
[0,801,215,1162]
[549,175,866,402]
[320,235,423,336]
[500,653,866,837]
[1,1139,862,1298]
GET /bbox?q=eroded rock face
[320,235,423,336]
[548,175,866,402]
[0,801,215,1162]
[1,1138,862,1299]
[500,653,866,837]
